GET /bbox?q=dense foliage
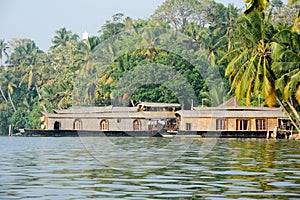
[0,0,299,134]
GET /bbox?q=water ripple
[0,137,300,199]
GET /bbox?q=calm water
[0,136,300,199]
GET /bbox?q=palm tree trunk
[286,100,300,125]
[8,91,16,112]
[276,96,300,134]
[0,87,7,102]
[35,83,48,113]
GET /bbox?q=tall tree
[271,29,300,126]
[8,40,44,90]
[98,13,125,41]
[244,0,270,14]
[0,71,17,112]
[151,0,225,33]
[229,3,300,133]
[52,27,79,48]
[221,11,277,106]
[72,36,102,105]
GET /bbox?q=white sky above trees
[0,0,287,51]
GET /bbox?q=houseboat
[24,98,291,138]
[26,102,180,137]
[173,98,290,138]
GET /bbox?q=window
[256,119,266,130]
[216,119,226,130]
[100,119,109,131]
[117,119,121,123]
[73,119,82,130]
[133,120,141,131]
[186,123,191,131]
[54,121,60,130]
[236,119,249,130]
[279,119,291,130]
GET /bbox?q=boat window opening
[279,119,291,130]
[133,119,141,131]
[236,119,249,131]
[216,119,226,130]
[147,120,158,131]
[256,119,266,130]
[100,119,109,131]
[54,121,60,130]
[73,119,82,130]
[186,123,191,131]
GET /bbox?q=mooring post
[266,131,269,139]
[8,124,12,136]
[273,126,277,139]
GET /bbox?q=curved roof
[176,107,285,118]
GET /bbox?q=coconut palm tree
[271,29,300,125]
[52,27,79,48]
[225,11,300,133]
[0,71,17,112]
[9,40,44,90]
[244,0,270,14]
[221,11,277,106]
[272,30,300,104]
[74,36,101,73]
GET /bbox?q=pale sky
[0,0,287,51]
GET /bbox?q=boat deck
[21,129,286,139]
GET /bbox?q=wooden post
[8,124,12,136]
[273,126,277,139]
[289,126,294,140]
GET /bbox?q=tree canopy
[0,0,299,134]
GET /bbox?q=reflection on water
[0,137,299,199]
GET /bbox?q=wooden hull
[23,129,163,137]
[22,129,278,138]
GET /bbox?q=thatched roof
[138,102,180,108]
[218,97,239,107]
[177,106,285,118]
[53,106,136,114]
[42,110,176,119]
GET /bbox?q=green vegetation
[0,0,299,134]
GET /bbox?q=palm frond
[296,85,300,104]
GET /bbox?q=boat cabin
[40,102,181,132]
[175,106,286,132]
[40,99,289,134]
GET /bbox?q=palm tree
[9,40,44,90]
[0,71,17,112]
[74,36,101,73]
[243,0,300,133]
[200,82,227,107]
[225,11,300,133]
[71,36,104,106]
[244,0,270,14]
[271,29,300,124]
[221,11,277,106]
[134,27,165,62]
[52,27,79,48]
[6,40,49,113]
[272,30,300,103]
